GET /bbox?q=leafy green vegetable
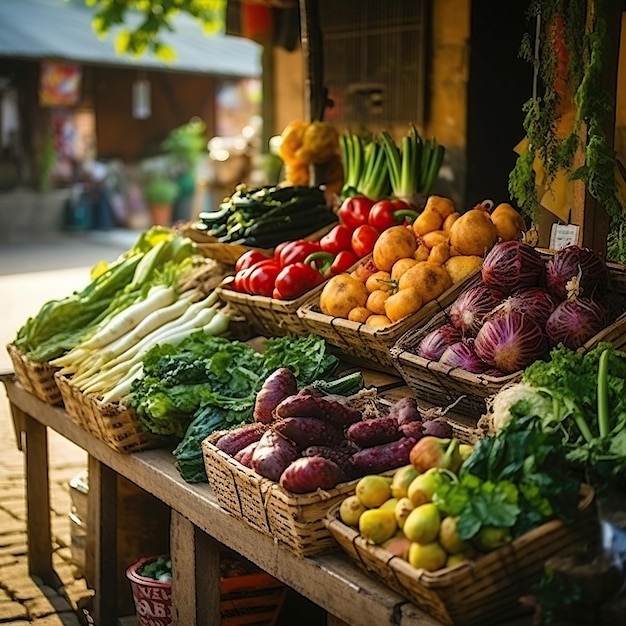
[433,473,520,541]
[521,342,626,486]
[129,333,340,482]
[459,411,582,537]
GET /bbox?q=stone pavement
[0,230,140,625]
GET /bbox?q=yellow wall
[427,0,470,149]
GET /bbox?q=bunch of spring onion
[380,124,445,206]
[14,227,198,362]
[51,287,231,404]
[339,131,391,201]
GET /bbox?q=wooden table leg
[86,455,118,626]
[170,510,221,625]
[18,406,58,586]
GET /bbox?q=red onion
[474,310,549,374]
[439,339,490,373]
[481,241,545,295]
[449,285,504,336]
[417,324,462,360]
[490,287,559,328]
[545,245,609,301]
[545,297,608,350]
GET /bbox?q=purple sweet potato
[272,417,343,450]
[279,457,345,493]
[215,423,266,457]
[399,420,424,441]
[346,415,400,447]
[251,431,298,481]
[274,394,362,428]
[302,442,361,480]
[234,441,259,468]
[350,437,417,474]
[253,368,298,424]
[422,417,453,439]
[387,396,421,425]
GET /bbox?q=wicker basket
[217,278,319,337]
[202,432,361,558]
[325,485,597,626]
[391,258,626,418]
[6,343,63,406]
[54,372,160,453]
[297,267,479,371]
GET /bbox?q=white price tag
[549,223,580,250]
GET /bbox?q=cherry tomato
[351,224,380,258]
[235,249,271,272]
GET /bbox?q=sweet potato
[272,417,343,450]
[253,367,298,424]
[234,441,259,468]
[422,417,453,438]
[387,396,421,425]
[303,442,360,480]
[274,394,362,428]
[215,423,266,457]
[279,457,345,493]
[251,430,298,481]
[400,421,424,441]
[346,415,400,447]
[350,437,417,473]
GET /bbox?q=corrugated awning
[0,0,262,77]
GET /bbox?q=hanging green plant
[509,0,622,231]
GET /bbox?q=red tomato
[351,224,380,258]
[247,261,281,297]
[319,224,354,254]
[277,240,321,267]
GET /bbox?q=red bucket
[126,556,172,626]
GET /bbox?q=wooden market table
[2,372,450,626]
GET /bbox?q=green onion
[597,347,611,438]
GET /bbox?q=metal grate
[318,0,428,127]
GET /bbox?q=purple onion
[545,297,608,350]
[439,339,490,374]
[417,324,462,360]
[474,310,549,374]
[545,245,609,301]
[481,241,546,295]
[490,287,559,329]
[449,285,504,336]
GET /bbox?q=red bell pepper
[337,196,375,228]
[235,249,271,272]
[246,259,282,296]
[330,249,359,274]
[273,262,324,299]
[351,224,380,258]
[232,267,255,293]
[367,199,419,230]
[319,223,354,255]
[276,239,321,267]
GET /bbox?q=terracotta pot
[126,556,172,626]
[149,203,173,226]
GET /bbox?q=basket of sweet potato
[202,368,463,558]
